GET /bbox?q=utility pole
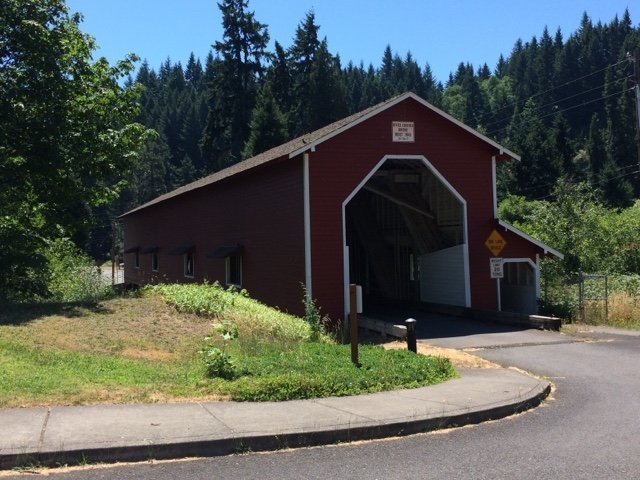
[633,50,640,172]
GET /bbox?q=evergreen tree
[181,103,206,174]
[242,82,288,159]
[507,99,561,198]
[550,113,574,179]
[404,52,425,96]
[536,27,555,96]
[307,39,347,130]
[379,45,395,98]
[200,0,269,171]
[494,54,507,78]
[288,10,321,136]
[586,114,606,183]
[599,158,634,208]
[445,63,487,128]
[126,133,171,204]
[344,61,364,113]
[477,63,491,81]
[268,41,292,114]
[422,62,442,106]
[361,63,383,107]
[185,52,204,89]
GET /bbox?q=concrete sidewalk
[0,368,550,469]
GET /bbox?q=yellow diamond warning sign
[485,229,506,256]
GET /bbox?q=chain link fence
[541,271,640,324]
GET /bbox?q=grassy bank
[0,284,456,407]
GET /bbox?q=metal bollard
[405,318,417,353]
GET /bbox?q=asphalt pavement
[0,313,584,474]
[4,322,638,479]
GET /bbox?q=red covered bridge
[120,92,562,325]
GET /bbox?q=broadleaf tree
[0,0,150,300]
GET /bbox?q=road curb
[1,381,550,470]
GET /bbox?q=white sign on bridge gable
[392,121,415,142]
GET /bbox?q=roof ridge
[120,94,408,218]
[120,92,516,218]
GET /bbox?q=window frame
[225,255,242,287]
[184,251,194,278]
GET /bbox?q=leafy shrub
[146,282,230,317]
[213,321,239,340]
[200,346,237,380]
[45,238,111,303]
[151,283,457,400]
[538,296,577,320]
[301,284,330,342]
[220,343,457,401]
[201,320,240,379]
[148,283,316,343]
[500,184,640,279]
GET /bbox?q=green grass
[219,342,455,401]
[0,339,198,404]
[0,283,456,406]
[147,283,317,342]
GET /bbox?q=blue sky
[66,1,634,83]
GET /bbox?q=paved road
[4,326,639,479]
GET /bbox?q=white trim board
[341,154,471,321]
[289,92,520,161]
[498,220,564,259]
[303,153,312,299]
[492,156,498,219]
[497,257,540,312]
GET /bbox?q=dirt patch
[4,294,212,358]
[382,340,500,369]
[120,347,177,362]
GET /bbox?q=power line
[508,164,640,200]
[486,87,634,137]
[477,58,632,127]
[537,74,633,111]
[532,168,640,201]
[533,87,634,122]
[482,74,633,131]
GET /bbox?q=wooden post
[405,318,417,353]
[111,221,116,286]
[349,283,358,365]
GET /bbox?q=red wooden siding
[307,98,542,321]
[122,157,306,315]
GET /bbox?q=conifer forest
[123,6,640,213]
[2,0,640,304]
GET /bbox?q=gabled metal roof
[121,92,518,218]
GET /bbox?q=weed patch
[219,343,456,401]
[0,284,457,406]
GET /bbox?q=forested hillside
[3,0,640,305]
[118,4,639,221]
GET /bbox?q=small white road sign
[490,257,504,279]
